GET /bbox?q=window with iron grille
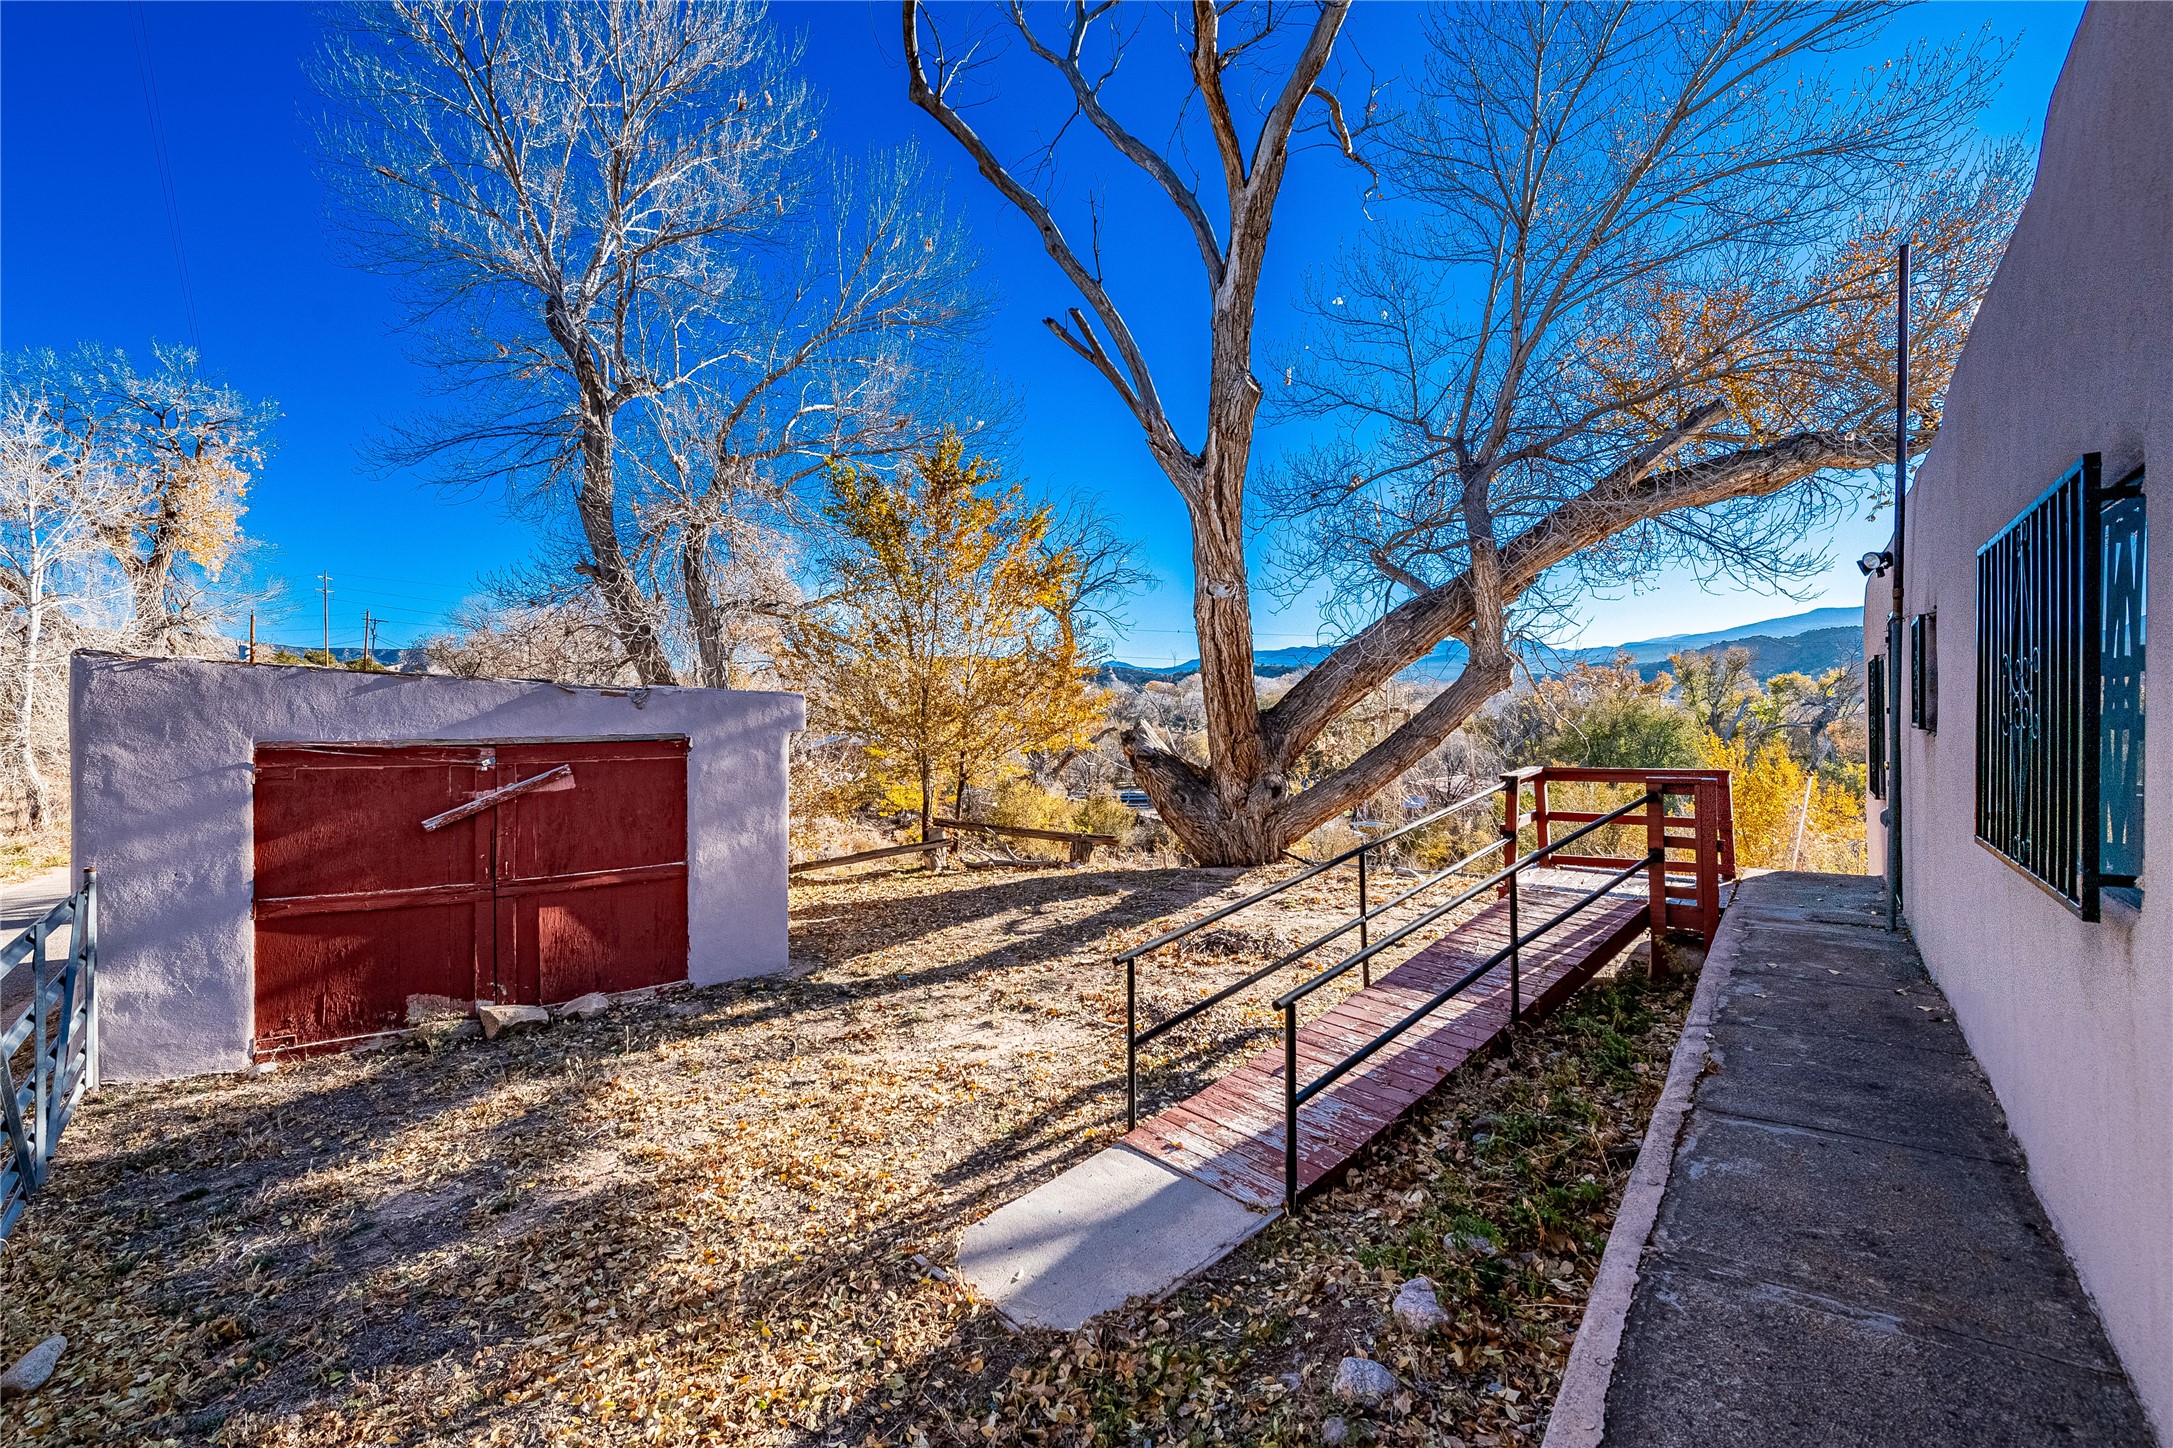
[1867,654,1886,799]
[2101,470,2146,890]
[1975,454,2146,918]
[1910,612,1937,731]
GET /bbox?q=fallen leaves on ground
[0,860,1689,1446]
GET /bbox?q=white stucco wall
[70,652,804,1082]
[1869,3,2172,1429]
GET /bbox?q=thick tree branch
[1189,0,1249,199]
[902,2,1187,481]
[1268,651,1516,839]
[1012,1,1227,285]
[1042,308,1141,412]
[1261,422,1925,771]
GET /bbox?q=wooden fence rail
[933,816,1120,864]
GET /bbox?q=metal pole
[1887,242,1910,931]
[31,922,48,1183]
[1357,846,1370,986]
[1283,1001,1299,1216]
[1125,958,1136,1131]
[319,572,332,657]
[82,867,98,1091]
[1508,869,1521,1023]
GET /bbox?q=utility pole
[318,573,332,657]
[1886,242,1910,932]
[363,609,374,663]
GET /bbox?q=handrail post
[1497,771,1525,899]
[81,867,98,1092]
[30,922,48,1185]
[1507,865,1521,1023]
[1645,785,1668,971]
[1283,1000,1299,1216]
[1125,957,1137,1130]
[1357,845,1370,986]
[1694,777,1723,942]
[1534,768,1552,858]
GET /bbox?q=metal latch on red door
[419,765,575,832]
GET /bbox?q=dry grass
[0,860,1691,1446]
[0,828,69,885]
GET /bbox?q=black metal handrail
[1114,781,1503,964]
[1273,794,1657,1012]
[1119,782,1506,1128]
[1277,792,1658,1212]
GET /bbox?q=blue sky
[1,1,2082,662]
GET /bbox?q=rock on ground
[476,1003,550,1039]
[0,1334,66,1398]
[413,1017,480,1052]
[557,992,610,1020]
[1320,1414,1351,1444]
[405,993,471,1025]
[1392,1276,1449,1332]
[1331,1355,1395,1406]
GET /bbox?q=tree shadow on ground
[1,865,1275,1445]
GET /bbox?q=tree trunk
[918,754,935,843]
[680,524,729,688]
[13,597,49,832]
[571,399,677,685]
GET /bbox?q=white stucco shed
[70,652,803,1082]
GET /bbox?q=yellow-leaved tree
[1699,731,1865,874]
[787,433,1105,841]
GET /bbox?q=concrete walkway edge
[1541,908,1746,1448]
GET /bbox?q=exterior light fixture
[1857,550,1894,577]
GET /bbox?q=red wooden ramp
[1117,767,1736,1216]
[1121,883,1649,1211]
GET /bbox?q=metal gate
[252,737,689,1055]
[2,869,97,1246]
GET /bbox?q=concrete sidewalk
[1551,872,2154,1446]
[2,865,74,935]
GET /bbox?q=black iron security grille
[1910,612,1937,731]
[1867,655,1886,798]
[1975,455,2146,918]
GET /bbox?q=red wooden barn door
[253,737,689,1055]
[254,744,495,1053]
[490,739,689,1005]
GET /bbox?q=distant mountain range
[1100,605,1863,686]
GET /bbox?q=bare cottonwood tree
[23,343,270,654]
[0,391,123,830]
[321,4,986,685]
[320,0,808,683]
[634,146,995,686]
[423,591,639,687]
[909,0,2014,863]
[906,0,1372,861]
[1257,4,2017,840]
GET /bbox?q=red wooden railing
[1499,765,1736,943]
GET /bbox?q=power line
[126,3,202,354]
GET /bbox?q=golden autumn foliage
[785,433,1103,835]
[1585,157,2027,450]
[1699,730,1866,874]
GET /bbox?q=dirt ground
[0,858,1692,1446]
